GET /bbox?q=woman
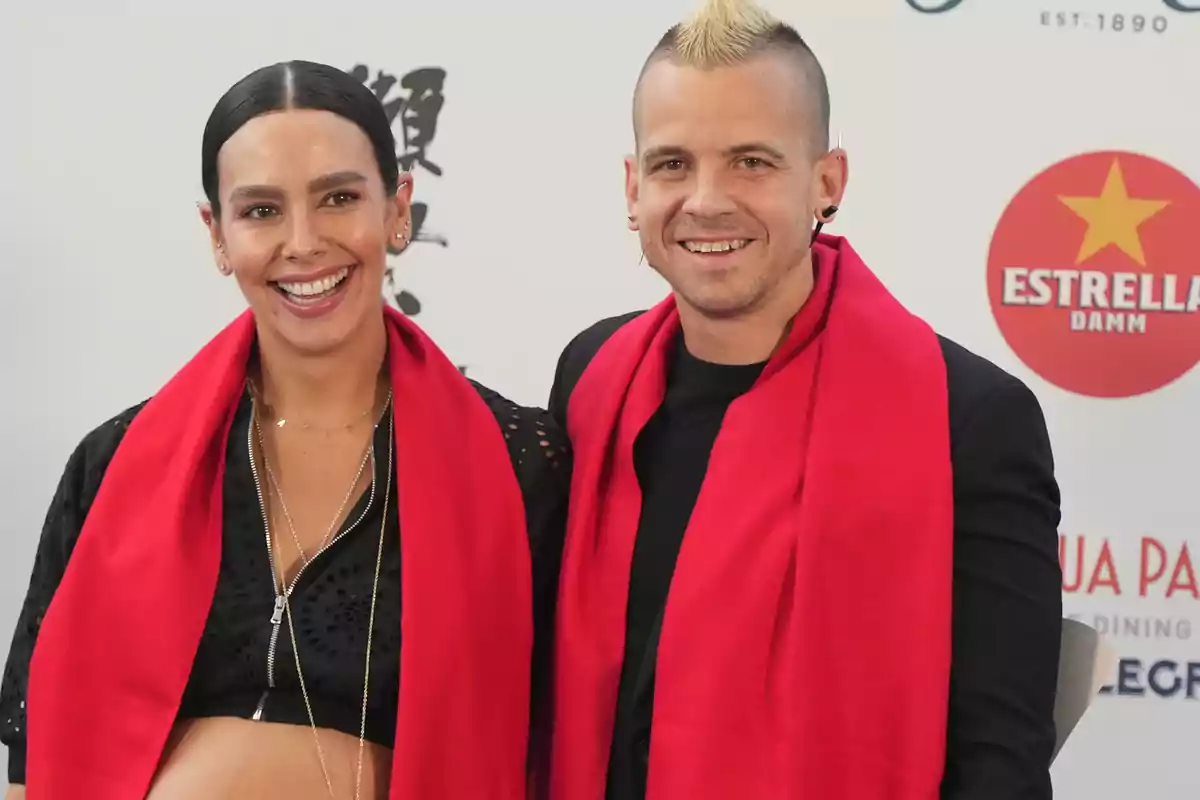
[0,60,568,800]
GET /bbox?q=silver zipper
[246,408,382,720]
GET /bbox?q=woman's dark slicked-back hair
[201,60,400,217]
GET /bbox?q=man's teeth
[277,267,350,299]
[682,240,748,253]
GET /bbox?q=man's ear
[813,147,848,219]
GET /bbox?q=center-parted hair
[201,60,400,218]
[636,0,831,153]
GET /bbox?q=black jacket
[548,311,1063,800]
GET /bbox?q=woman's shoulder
[41,399,151,559]
[466,379,570,483]
[66,400,151,492]
[466,380,570,591]
[34,400,153,549]
[0,399,152,780]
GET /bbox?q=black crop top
[0,381,570,784]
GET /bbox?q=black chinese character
[382,203,449,317]
[386,203,448,256]
[383,269,422,316]
[350,64,449,318]
[350,64,446,176]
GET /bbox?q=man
[544,0,1063,798]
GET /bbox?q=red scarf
[27,307,533,799]
[549,235,954,799]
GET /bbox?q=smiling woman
[0,61,569,800]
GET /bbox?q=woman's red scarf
[549,235,955,799]
[27,306,533,799]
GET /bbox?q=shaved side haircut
[634,0,831,154]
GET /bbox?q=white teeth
[278,267,350,298]
[682,240,748,253]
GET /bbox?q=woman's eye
[242,205,276,220]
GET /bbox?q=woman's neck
[253,315,389,428]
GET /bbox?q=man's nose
[680,170,738,217]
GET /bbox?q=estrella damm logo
[986,151,1200,398]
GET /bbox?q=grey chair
[1051,618,1113,762]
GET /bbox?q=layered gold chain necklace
[247,386,393,800]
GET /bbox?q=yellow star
[1057,158,1170,266]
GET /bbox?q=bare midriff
[145,717,392,800]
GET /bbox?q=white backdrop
[1,0,1196,795]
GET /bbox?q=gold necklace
[249,380,383,432]
[250,401,393,800]
[260,407,379,565]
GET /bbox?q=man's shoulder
[549,311,648,418]
[935,334,1049,457]
[548,320,1048,448]
[559,311,648,369]
[553,318,1033,403]
[936,335,1036,413]
[937,332,1025,397]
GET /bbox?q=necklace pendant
[276,418,287,428]
[270,595,286,625]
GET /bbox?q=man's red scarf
[27,307,533,799]
[549,235,955,799]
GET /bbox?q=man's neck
[254,314,388,426]
[677,256,815,365]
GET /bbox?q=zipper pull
[251,689,269,721]
[270,595,285,625]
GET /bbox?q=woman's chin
[255,276,384,357]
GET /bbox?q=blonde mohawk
[636,0,832,152]
[672,0,782,68]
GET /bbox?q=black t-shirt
[607,336,765,800]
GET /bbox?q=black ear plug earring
[812,205,839,239]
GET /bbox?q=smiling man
[544,1,1064,799]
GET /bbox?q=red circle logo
[987,151,1200,398]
